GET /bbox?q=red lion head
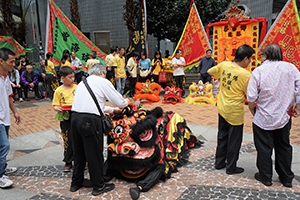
[162,85,183,104]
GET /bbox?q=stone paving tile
[185,143,256,171]
[178,185,300,200]
[29,193,78,200]
[9,104,59,138]
[12,165,78,178]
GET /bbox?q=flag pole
[44,0,50,58]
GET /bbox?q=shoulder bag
[139,59,150,78]
[83,79,113,135]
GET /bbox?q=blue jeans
[0,125,9,177]
[115,77,125,95]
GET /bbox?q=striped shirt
[247,60,300,130]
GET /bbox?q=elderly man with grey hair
[20,65,39,101]
[247,44,300,188]
[71,63,128,196]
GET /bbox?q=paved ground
[2,93,300,199]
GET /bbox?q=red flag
[258,0,300,70]
[173,3,211,67]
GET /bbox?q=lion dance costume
[185,81,216,105]
[104,106,202,199]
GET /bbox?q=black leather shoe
[279,177,292,188]
[215,164,226,170]
[226,167,244,175]
[70,185,81,192]
[254,173,272,186]
[130,187,140,200]
[92,183,115,196]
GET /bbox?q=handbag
[83,79,113,135]
[159,70,167,83]
[140,69,150,78]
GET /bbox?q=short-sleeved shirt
[127,57,137,78]
[152,59,165,75]
[0,74,13,125]
[105,54,115,67]
[114,55,126,78]
[52,84,77,106]
[172,57,185,76]
[45,60,55,76]
[61,61,71,67]
[208,61,251,125]
[247,60,300,130]
[86,59,100,74]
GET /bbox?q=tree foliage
[132,0,231,44]
[1,0,14,36]
[16,0,33,46]
[123,0,135,46]
[69,0,81,30]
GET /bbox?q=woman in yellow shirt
[45,52,59,100]
[60,53,71,67]
[151,51,165,84]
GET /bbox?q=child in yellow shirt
[52,66,77,172]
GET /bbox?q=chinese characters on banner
[258,0,300,71]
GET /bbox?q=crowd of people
[0,42,299,197]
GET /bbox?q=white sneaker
[0,175,13,188]
[5,167,17,174]
[19,98,24,102]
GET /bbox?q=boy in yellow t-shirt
[52,66,77,172]
[208,44,254,175]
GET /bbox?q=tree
[69,0,81,30]
[16,0,33,46]
[0,0,14,36]
[132,0,231,49]
[123,0,136,46]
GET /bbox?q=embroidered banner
[257,0,300,71]
[46,0,106,66]
[127,0,148,58]
[212,22,260,71]
[173,2,211,68]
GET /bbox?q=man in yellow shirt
[86,51,100,74]
[208,44,254,175]
[113,47,126,95]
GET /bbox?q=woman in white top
[171,49,186,97]
[7,68,23,102]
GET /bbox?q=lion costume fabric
[162,85,183,104]
[133,80,161,103]
[185,81,216,105]
[104,106,202,199]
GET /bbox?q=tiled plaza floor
[10,98,300,146]
[4,97,300,199]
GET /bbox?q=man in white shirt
[172,49,186,97]
[0,47,21,188]
[71,51,82,83]
[70,63,128,196]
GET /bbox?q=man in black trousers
[70,63,128,196]
[208,44,254,174]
